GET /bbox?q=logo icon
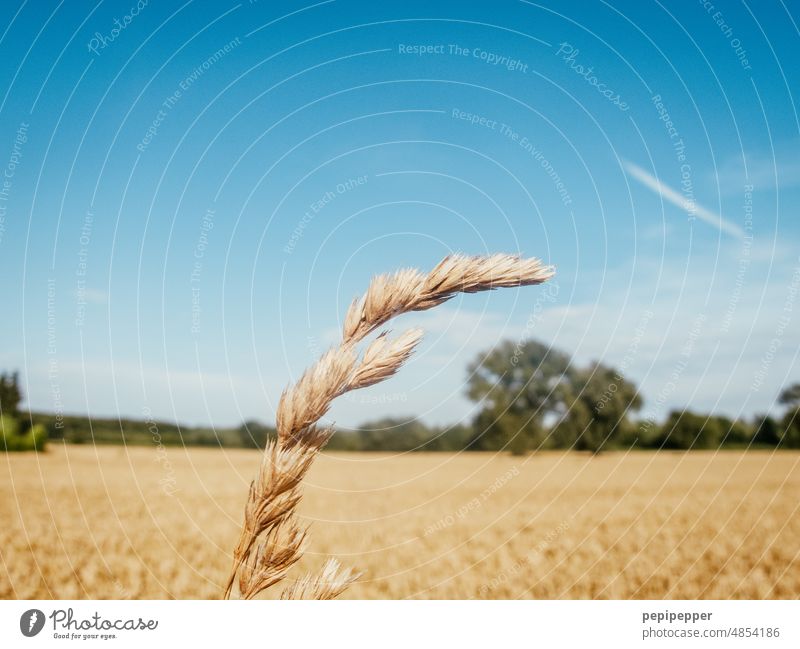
[20,609,45,637]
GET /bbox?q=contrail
[623,160,744,238]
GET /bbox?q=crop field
[1,445,798,599]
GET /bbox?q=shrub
[0,414,21,450]
[29,424,48,451]
[655,411,723,450]
[1,415,48,452]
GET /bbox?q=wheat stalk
[224,253,554,599]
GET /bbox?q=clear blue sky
[0,0,798,429]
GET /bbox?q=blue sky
[0,0,798,429]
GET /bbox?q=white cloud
[714,148,800,194]
[624,159,744,238]
[74,288,108,304]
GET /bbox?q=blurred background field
[1,444,797,599]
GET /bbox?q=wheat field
[1,444,798,599]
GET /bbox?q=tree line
[2,339,799,453]
[461,340,799,453]
[0,372,47,451]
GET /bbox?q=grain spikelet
[225,253,553,599]
[280,559,359,600]
[350,329,424,390]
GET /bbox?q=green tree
[237,420,276,449]
[0,372,46,452]
[655,410,724,449]
[778,383,800,408]
[559,362,643,453]
[0,371,22,417]
[0,414,21,450]
[716,416,753,446]
[1,415,47,452]
[776,383,800,448]
[780,408,800,448]
[466,340,573,454]
[355,417,433,451]
[752,414,780,446]
[423,423,472,451]
[28,424,48,451]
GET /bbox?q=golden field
[0,444,798,599]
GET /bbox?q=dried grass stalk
[279,558,358,600]
[225,254,554,599]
